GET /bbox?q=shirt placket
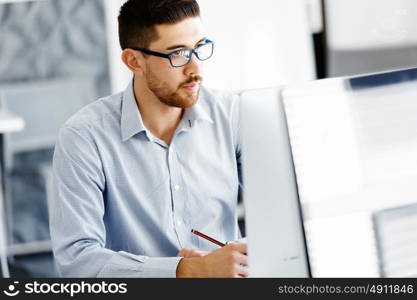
[167,143,190,249]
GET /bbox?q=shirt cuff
[141,256,183,278]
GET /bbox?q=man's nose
[184,53,202,76]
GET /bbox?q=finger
[179,249,211,258]
[195,250,210,256]
[233,252,248,266]
[236,265,249,278]
[190,249,211,256]
[177,248,188,257]
[228,242,247,254]
[190,250,203,257]
[178,248,196,257]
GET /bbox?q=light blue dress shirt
[49,81,242,277]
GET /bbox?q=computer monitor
[240,87,311,277]
[241,67,417,277]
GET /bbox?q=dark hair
[118,0,200,49]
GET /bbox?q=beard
[146,70,203,109]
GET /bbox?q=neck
[133,77,183,145]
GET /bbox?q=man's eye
[173,50,189,57]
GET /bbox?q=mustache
[181,74,203,86]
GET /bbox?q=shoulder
[199,87,241,149]
[199,86,241,119]
[61,91,123,137]
[200,86,240,107]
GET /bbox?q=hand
[176,242,248,278]
[177,248,211,258]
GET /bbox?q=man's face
[143,17,206,109]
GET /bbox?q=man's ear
[121,49,146,75]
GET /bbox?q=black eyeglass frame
[129,39,214,67]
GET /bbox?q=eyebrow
[165,37,207,51]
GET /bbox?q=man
[50,0,247,278]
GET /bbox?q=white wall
[104,0,131,94]
[198,0,316,91]
[326,0,417,51]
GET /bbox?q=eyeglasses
[129,39,214,68]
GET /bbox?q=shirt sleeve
[49,125,182,277]
[230,92,243,188]
[231,93,245,239]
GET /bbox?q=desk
[0,113,24,277]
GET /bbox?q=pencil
[191,229,226,247]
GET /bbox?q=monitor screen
[282,67,417,277]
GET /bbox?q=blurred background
[0,0,417,277]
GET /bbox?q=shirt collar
[183,95,214,128]
[121,81,214,142]
[121,80,146,142]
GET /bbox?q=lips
[182,82,200,91]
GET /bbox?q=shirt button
[174,185,180,191]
